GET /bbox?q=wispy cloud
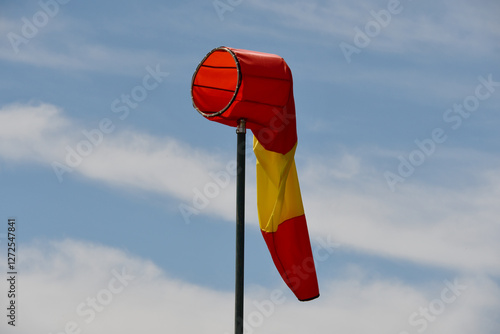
[0,39,167,76]
[247,0,500,60]
[0,13,170,76]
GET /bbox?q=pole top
[236,119,246,134]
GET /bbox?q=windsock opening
[191,47,241,117]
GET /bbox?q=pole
[235,118,246,334]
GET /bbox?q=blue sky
[1,0,499,333]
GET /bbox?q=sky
[0,0,499,333]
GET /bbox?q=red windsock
[191,47,319,301]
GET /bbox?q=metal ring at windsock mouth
[191,46,242,117]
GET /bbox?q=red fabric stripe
[261,214,320,301]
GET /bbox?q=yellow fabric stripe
[253,136,305,233]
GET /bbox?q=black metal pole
[235,119,246,334]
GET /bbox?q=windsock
[191,47,319,301]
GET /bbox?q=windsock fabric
[191,46,319,301]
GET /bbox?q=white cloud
[0,103,70,161]
[0,239,233,333]
[301,151,500,276]
[0,102,250,222]
[1,102,500,276]
[0,239,498,333]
